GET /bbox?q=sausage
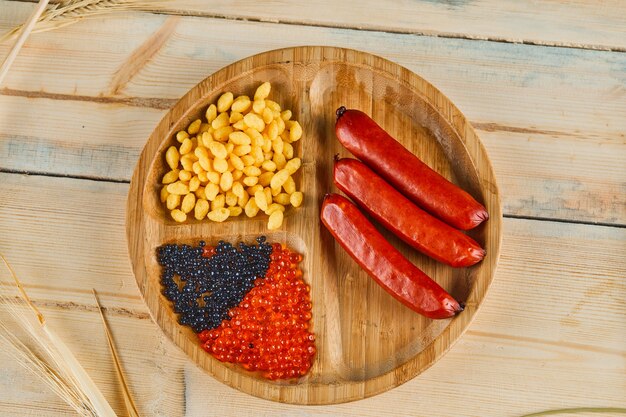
[335,107,488,230]
[334,158,485,267]
[320,193,463,319]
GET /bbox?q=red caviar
[201,245,216,258]
[198,244,315,380]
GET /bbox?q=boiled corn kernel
[209,141,228,159]
[284,157,301,175]
[273,152,287,169]
[266,203,285,215]
[181,193,196,213]
[194,199,209,220]
[187,119,202,135]
[262,160,277,172]
[254,82,271,100]
[179,170,192,182]
[229,111,243,124]
[220,171,233,192]
[267,210,283,230]
[207,171,220,184]
[283,142,294,159]
[217,92,234,113]
[162,169,180,184]
[290,191,303,207]
[254,190,268,211]
[262,107,274,124]
[228,206,243,217]
[270,169,290,189]
[166,146,179,170]
[230,154,245,171]
[160,81,304,227]
[205,104,217,123]
[243,176,259,187]
[207,207,230,222]
[211,112,229,129]
[247,184,263,196]
[211,194,225,211]
[166,193,180,210]
[213,158,228,173]
[231,96,251,113]
[244,113,265,131]
[225,191,238,207]
[280,110,292,121]
[263,187,273,207]
[205,183,220,201]
[179,138,193,154]
[244,198,259,217]
[167,181,189,195]
[160,187,169,203]
[213,125,234,141]
[232,181,244,198]
[258,172,273,187]
[189,176,201,192]
[238,191,249,208]
[289,121,303,142]
[176,130,189,143]
[283,175,296,194]
[195,186,207,200]
[229,131,251,146]
[171,209,187,223]
[274,193,290,205]
[180,155,195,171]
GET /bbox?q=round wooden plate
[126,46,501,405]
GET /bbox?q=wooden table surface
[0,1,624,416]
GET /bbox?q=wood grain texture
[1,2,624,225]
[0,0,625,414]
[1,172,624,415]
[14,0,626,50]
[126,46,502,404]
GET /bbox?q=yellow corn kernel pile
[160,82,303,230]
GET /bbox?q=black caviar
[157,236,272,332]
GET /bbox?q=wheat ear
[93,289,140,417]
[0,254,118,417]
[1,0,168,44]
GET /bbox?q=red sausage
[320,193,463,319]
[334,158,485,267]
[335,107,488,230]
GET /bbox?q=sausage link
[334,158,485,267]
[320,193,463,319]
[335,107,488,230]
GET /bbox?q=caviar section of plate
[126,46,502,405]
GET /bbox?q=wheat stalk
[0,0,169,44]
[518,408,626,417]
[93,289,140,417]
[0,254,118,417]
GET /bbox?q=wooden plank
[479,130,626,225]
[0,4,624,225]
[0,173,625,416]
[13,0,626,51]
[0,308,187,417]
